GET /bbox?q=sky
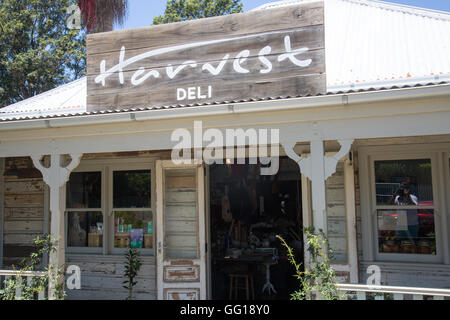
[117,0,450,30]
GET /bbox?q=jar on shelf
[400,240,416,254]
[417,240,432,254]
[382,240,399,253]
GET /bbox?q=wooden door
[156,160,206,300]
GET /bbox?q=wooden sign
[86,1,325,112]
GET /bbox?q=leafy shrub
[277,227,346,300]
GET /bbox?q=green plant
[0,235,66,300]
[123,247,142,300]
[277,227,346,300]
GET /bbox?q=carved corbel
[324,139,354,180]
[281,142,312,180]
[31,153,82,188]
[282,140,353,181]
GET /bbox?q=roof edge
[253,0,450,21]
[1,83,449,131]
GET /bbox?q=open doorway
[208,157,304,300]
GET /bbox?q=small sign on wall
[86,1,325,112]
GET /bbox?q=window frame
[65,164,105,254]
[108,163,155,255]
[65,158,156,256]
[359,144,446,264]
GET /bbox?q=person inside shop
[390,181,419,241]
[390,182,418,206]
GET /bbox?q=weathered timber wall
[326,161,348,264]
[2,157,45,267]
[66,255,156,300]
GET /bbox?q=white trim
[156,161,206,300]
[66,165,105,255]
[2,99,450,159]
[300,150,358,280]
[67,158,156,256]
[0,158,4,268]
[1,84,449,132]
[442,152,450,264]
[108,162,155,256]
[42,156,50,267]
[337,283,450,297]
[344,157,359,283]
[205,165,212,299]
[301,172,312,270]
[358,143,450,265]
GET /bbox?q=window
[66,171,103,251]
[112,169,153,251]
[358,145,446,263]
[374,159,436,255]
[65,160,154,255]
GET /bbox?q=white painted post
[310,140,327,235]
[15,276,22,299]
[31,152,82,300]
[46,153,66,300]
[344,157,359,283]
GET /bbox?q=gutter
[0,83,449,132]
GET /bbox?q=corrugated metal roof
[257,0,450,92]
[0,77,86,121]
[1,0,450,122]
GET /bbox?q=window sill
[66,253,156,263]
[360,260,450,271]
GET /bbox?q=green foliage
[123,247,142,300]
[0,0,86,107]
[277,227,346,300]
[0,235,66,300]
[153,0,243,25]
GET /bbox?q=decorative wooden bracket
[31,153,82,188]
[282,139,354,180]
[281,141,312,179]
[324,140,354,180]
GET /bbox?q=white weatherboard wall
[326,162,348,263]
[66,255,156,300]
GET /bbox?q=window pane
[113,170,151,208]
[164,168,198,259]
[374,159,433,206]
[67,172,101,208]
[67,211,103,247]
[114,211,153,249]
[377,209,436,255]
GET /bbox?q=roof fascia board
[0,84,449,132]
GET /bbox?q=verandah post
[31,153,82,299]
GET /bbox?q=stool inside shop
[209,159,304,300]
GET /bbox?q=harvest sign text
[86,2,325,111]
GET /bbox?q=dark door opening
[209,157,304,300]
